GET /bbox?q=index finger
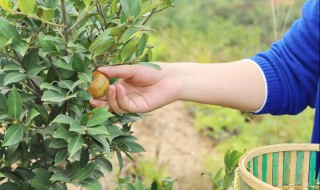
[97,65,139,79]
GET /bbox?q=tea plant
[0,0,173,189]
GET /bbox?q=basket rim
[238,143,320,190]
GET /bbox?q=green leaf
[33,168,51,182]
[136,33,148,56]
[26,109,40,125]
[27,64,46,76]
[58,80,73,89]
[55,148,68,166]
[7,86,22,120]
[134,178,144,190]
[54,59,73,71]
[53,114,75,125]
[68,135,84,158]
[106,125,124,140]
[110,25,127,36]
[30,178,50,190]
[0,93,8,113]
[95,158,112,172]
[89,37,115,58]
[3,72,27,85]
[71,54,86,72]
[91,135,110,156]
[41,90,65,103]
[38,33,57,52]
[0,0,11,11]
[49,138,67,149]
[38,6,55,21]
[77,90,92,100]
[83,0,92,7]
[12,42,29,57]
[41,83,61,92]
[2,125,23,146]
[0,20,21,46]
[3,63,24,72]
[120,0,141,18]
[79,178,102,190]
[139,62,161,70]
[87,125,110,136]
[86,107,113,127]
[0,182,20,190]
[17,0,36,15]
[50,173,70,183]
[73,162,97,181]
[70,122,85,134]
[126,141,145,153]
[53,127,76,139]
[120,37,139,61]
[80,147,89,167]
[116,150,123,171]
[78,70,92,83]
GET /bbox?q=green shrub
[0,0,173,189]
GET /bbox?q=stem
[117,5,122,17]
[8,11,63,27]
[142,7,157,25]
[68,3,96,32]
[0,51,23,66]
[97,0,108,29]
[60,0,69,50]
[0,51,42,101]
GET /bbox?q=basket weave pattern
[235,144,320,190]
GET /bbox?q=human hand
[90,63,180,113]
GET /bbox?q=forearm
[167,60,266,112]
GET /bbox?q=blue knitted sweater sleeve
[250,0,319,115]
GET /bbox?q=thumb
[97,65,138,79]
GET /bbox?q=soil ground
[97,101,217,190]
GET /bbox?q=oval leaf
[86,107,113,127]
[4,72,27,86]
[2,125,23,146]
[26,109,40,125]
[0,0,11,11]
[18,0,36,15]
[73,162,97,181]
[7,86,22,120]
[68,135,84,158]
[120,0,141,18]
[54,148,68,166]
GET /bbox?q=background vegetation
[126,0,314,188]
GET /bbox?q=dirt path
[99,101,216,190]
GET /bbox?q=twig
[97,0,108,29]
[116,5,122,17]
[60,0,69,44]
[0,51,22,66]
[142,7,157,25]
[8,11,64,27]
[68,3,96,32]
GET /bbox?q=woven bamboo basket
[234,144,320,190]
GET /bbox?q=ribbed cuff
[250,55,283,115]
[243,59,267,113]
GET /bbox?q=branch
[0,51,23,66]
[142,7,157,25]
[68,3,96,32]
[8,11,64,27]
[97,0,107,29]
[60,0,69,45]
